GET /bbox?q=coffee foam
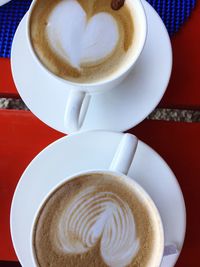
[33,173,159,267]
[29,0,134,83]
[56,186,139,266]
[47,0,119,69]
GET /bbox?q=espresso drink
[29,0,134,83]
[33,173,163,267]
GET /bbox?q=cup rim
[30,169,164,267]
[27,0,147,88]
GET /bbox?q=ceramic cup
[29,133,179,266]
[26,0,147,133]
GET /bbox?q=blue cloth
[0,0,196,58]
[147,0,196,35]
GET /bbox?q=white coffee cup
[30,133,174,267]
[27,0,147,133]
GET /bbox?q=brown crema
[29,0,134,83]
[33,173,157,267]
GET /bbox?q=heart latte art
[29,0,134,82]
[33,174,160,267]
[56,187,139,266]
[47,1,119,69]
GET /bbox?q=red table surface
[0,110,199,266]
[0,3,200,108]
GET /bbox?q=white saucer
[0,0,11,6]
[11,1,172,134]
[10,131,186,267]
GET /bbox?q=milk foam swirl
[46,0,119,69]
[55,186,139,267]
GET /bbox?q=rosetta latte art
[56,186,140,267]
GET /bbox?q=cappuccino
[32,173,163,267]
[29,0,135,83]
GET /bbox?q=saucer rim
[0,0,11,7]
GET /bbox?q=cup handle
[110,134,179,257]
[64,90,90,133]
[109,133,138,175]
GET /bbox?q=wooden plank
[0,110,200,266]
[0,110,64,260]
[0,261,20,267]
[158,2,200,109]
[0,59,18,98]
[0,3,200,106]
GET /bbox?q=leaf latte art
[55,186,140,267]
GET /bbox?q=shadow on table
[0,262,21,267]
